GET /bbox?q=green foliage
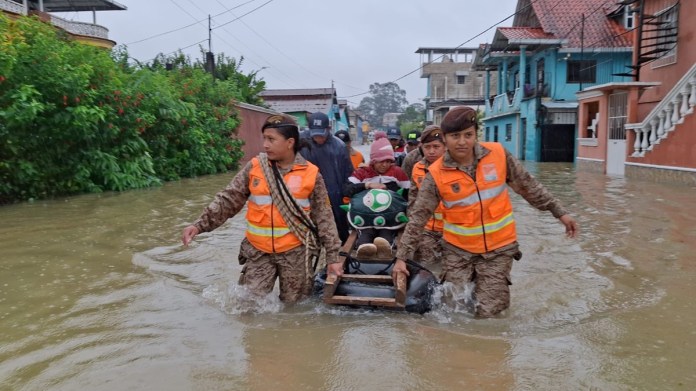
[0,14,253,203]
[356,82,409,127]
[397,103,426,135]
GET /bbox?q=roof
[542,101,579,109]
[488,0,632,52]
[415,47,478,54]
[498,27,557,41]
[29,0,127,12]
[259,88,335,97]
[262,99,333,114]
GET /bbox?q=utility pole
[580,13,585,91]
[206,14,215,82]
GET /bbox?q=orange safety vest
[412,160,444,232]
[428,142,516,253]
[246,157,319,253]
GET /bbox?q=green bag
[345,189,408,230]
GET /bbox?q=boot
[373,237,392,259]
[356,243,377,259]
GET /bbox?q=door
[540,124,575,162]
[606,92,628,176]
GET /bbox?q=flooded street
[1,151,695,390]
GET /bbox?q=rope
[258,153,321,279]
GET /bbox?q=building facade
[417,47,494,125]
[478,0,633,162]
[577,0,695,184]
[258,87,349,132]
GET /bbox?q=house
[417,47,494,125]
[382,112,401,128]
[576,0,695,184]
[477,0,634,162]
[0,0,126,49]
[258,87,349,132]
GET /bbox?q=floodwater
[1,152,695,390]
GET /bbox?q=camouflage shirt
[193,154,342,263]
[401,148,424,179]
[396,142,570,260]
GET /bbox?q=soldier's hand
[327,261,344,277]
[559,215,578,239]
[181,225,200,246]
[391,259,410,280]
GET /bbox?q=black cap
[308,112,330,137]
[334,130,351,142]
[386,128,401,139]
[406,130,421,144]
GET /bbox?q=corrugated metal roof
[34,0,127,12]
[263,99,333,114]
[259,88,335,97]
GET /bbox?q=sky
[66,0,519,106]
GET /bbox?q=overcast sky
[67,0,519,106]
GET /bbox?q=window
[536,58,545,96]
[624,5,635,29]
[505,124,512,142]
[567,60,596,84]
[457,75,466,84]
[485,127,490,141]
[493,125,499,142]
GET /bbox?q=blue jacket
[300,131,353,241]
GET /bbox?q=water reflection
[1,164,695,390]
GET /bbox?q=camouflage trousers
[237,239,312,303]
[413,229,443,267]
[441,241,522,317]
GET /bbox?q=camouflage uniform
[396,143,569,317]
[401,148,423,179]
[407,157,443,268]
[193,154,341,303]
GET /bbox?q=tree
[397,103,425,133]
[356,82,408,127]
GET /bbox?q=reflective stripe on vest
[249,194,310,208]
[245,157,318,253]
[412,161,445,232]
[441,184,507,208]
[428,142,517,253]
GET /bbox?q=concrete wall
[235,103,279,164]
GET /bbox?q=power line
[211,0,275,31]
[125,0,258,45]
[339,0,554,99]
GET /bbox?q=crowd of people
[181,107,579,318]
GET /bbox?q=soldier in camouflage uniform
[394,106,578,317]
[400,147,423,180]
[182,114,342,303]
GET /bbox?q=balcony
[1,0,114,46]
[485,87,522,118]
[0,0,25,15]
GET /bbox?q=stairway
[626,62,696,157]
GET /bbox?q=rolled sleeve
[396,173,441,260]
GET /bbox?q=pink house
[576,0,696,184]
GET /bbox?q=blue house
[477,0,634,162]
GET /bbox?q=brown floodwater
[1,159,695,391]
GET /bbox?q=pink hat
[370,132,395,163]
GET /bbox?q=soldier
[393,106,578,317]
[408,125,446,267]
[181,114,343,303]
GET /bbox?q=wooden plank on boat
[394,271,407,306]
[323,273,339,300]
[340,274,393,283]
[325,295,405,308]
